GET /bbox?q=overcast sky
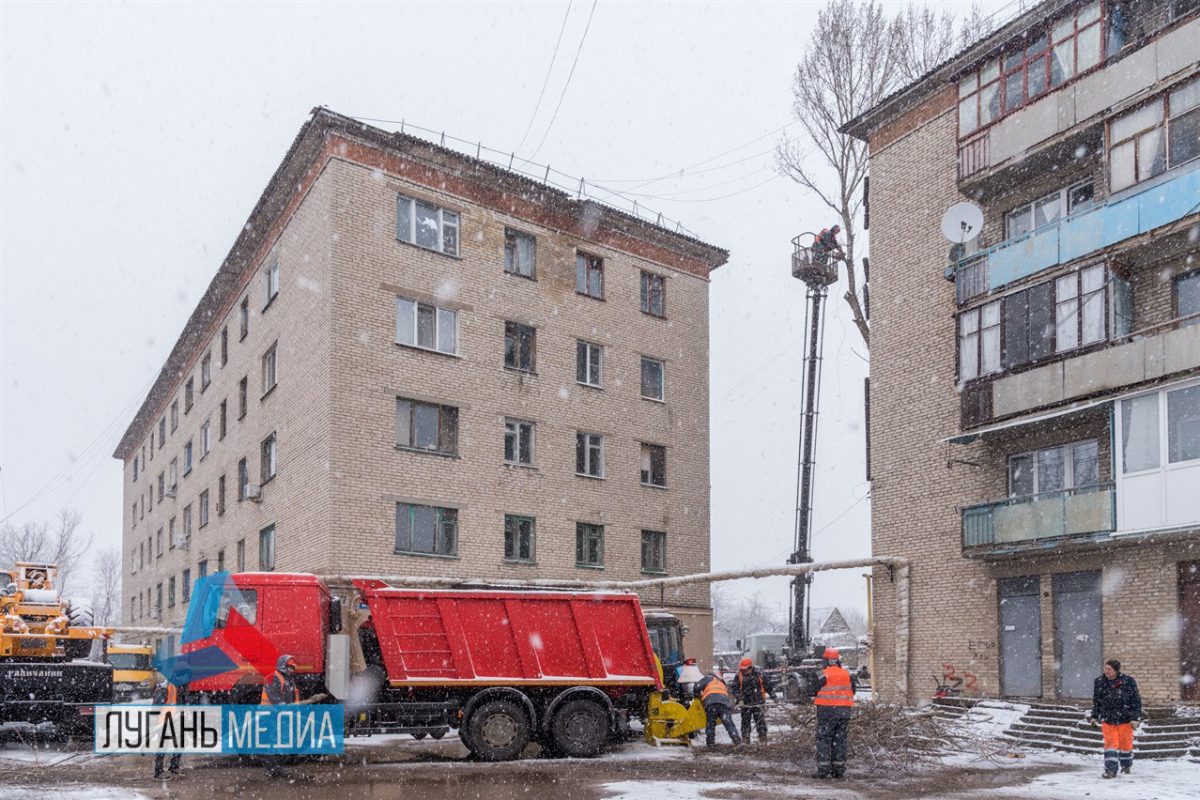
[1,1,999,614]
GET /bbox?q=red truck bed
[354,580,661,689]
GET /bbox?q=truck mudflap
[0,660,113,734]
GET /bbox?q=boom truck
[0,563,114,735]
[180,572,701,759]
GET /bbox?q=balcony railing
[962,484,1116,551]
[950,163,1200,303]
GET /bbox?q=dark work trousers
[704,702,742,746]
[153,752,181,776]
[815,711,850,777]
[740,705,768,741]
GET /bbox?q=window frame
[201,353,212,391]
[1109,96,1167,191]
[394,502,459,557]
[395,297,457,355]
[199,489,209,528]
[1004,180,1094,240]
[641,529,667,574]
[259,524,276,571]
[395,397,459,455]
[640,443,667,488]
[260,432,277,484]
[503,228,536,279]
[575,522,605,568]
[504,418,535,466]
[575,252,604,299]
[1007,439,1100,498]
[264,252,280,309]
[261,343,278,397]
[640,356,665,402]
[239,296,249,341]
[503,514,536,563]
[576,340,603,388]
[396,193,460,257]
[238,377,248,420]
[575,432,605,478]
[504,321,537,373]
[1175,269,1200,325]
[183,440,193,476]
[640,271,666,318]
[200,419,211,458]
[237,457,248,500]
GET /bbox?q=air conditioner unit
[245,485,262,501]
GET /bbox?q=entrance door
[1182,562,1200,701]
[1054,571,1103,699]
[999,576,1042,697]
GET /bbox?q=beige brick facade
[850,5,1200,705]
[116,110,726,667]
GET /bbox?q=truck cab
[643,611,687,696]
[108,643,155,701]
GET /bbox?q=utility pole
[787,232,839,660]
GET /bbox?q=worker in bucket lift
[1088,659,1143,779]
[812,647,857,780]
[735,657,769,742]
[152,664,191,779]
[811,225,844,267]
[692,670,742,747]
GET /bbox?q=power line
[515,1,574,154]
[530,0,599,159]
[602,173,782,204]
[593,125,793,187]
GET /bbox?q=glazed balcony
[962,484,1116,555]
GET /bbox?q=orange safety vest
[165,684,179,706]
[814,665,854,707]
[260,671,300,705]
[701,676,731,702]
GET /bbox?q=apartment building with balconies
[845,0,1199,703]
[113,108,728,662]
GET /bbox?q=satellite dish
[941,202,984,243]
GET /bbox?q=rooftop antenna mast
[787,231,841,659]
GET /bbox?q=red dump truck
[182,573,663,760]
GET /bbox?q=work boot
[1120,765,1132,775]
[833,768,846,779]
[1103,771,1117,779]
[153,771,163,780]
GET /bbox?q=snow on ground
[9,788,149,800]
[949,699,1031,739]
[602,782,748,800]
[965,751,1200,800]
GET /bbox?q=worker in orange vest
[152,665,190,779]
[261,654,302,778]
[735,657,769,742]
[692,671,742,747]
[812,225,844,267]
[812,647,857,780]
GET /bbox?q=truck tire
[550,698,609,758]
[464,699,530,761]
[68,599,94,627]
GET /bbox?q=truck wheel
[430,729,446,740]
[413,732,427,740]
[551,698,609,758]
[465,699,530,761]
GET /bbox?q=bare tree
[91,547,122,626]
[713,591,788,651]
[0,508,93,595]
[959,1,997,48]
[778,0,996,349]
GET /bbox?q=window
[504,229,536,278]
[396,398,458,454]
[237,458,249,500]
[504,418,535,465]
[1122,393,1160,472]
[182,569,191,603]
[1003,282,1056,368]
[576,432,604,478]
[396,193,459,256]
[264,252,280,307]
[239,296,249,340]
[169,458,178,491]
[171,400,179,432]
[215,586,257,628]
[1008,440,1099,497]
[219,400,227,440]
[183,440,193,476]
[182,504,192,546]
[259,525,276,571]
[641,271,666,317]
[641,357,665,401]
[260,433,277,483]
[957,1,1100,137]
[1055,264,1107,352]
[576,252,604,298]
[185,378,194,412]
[1004,181,1093,239]
[261,343,277,395]
[1178,271,1200,325]
[1116,382,1200,531]
[168,517,177,550]
[1168,77,1200,170]
[217,475,226,515]
[156,528,163,557]
[577,340,602,387]
[575,523,604,567]
[157,472,165,502]
[237,539,245,572]
[958,300,1001,381]
[1168,384,1200,464]
[149,430,154,458]
[217,549,225,572]
[132,455,139,483]
[238,377,248,419]
[220,326,228,367]
[201,353,211,391]
[198,560,208,580]
[395,297,457,354]
[155,584,162,617]
[1110,99,1166,191]
[131,503,137,530]
[641,443,666,487]
[504,515,535,562]
[395,503,458,556]
[200,420,211,457]
[168,576,176,608]
[641,530,667,574]
[504,321,536,372]
[159,416,166,445]
[199,490,209,528]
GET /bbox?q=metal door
[1054,571,1103,699]
[1181,562,1200,702]
[999,576,1042,697]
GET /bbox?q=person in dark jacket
[735,658,768,742]
[692,671,742,747]
[152,666,190,779]
[261,654,302,778]
[811,225,844,267]
[812,648,857,780]
[1090,659,1143,778]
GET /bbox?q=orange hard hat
[739,657,753,669]
[823,648,840,660]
